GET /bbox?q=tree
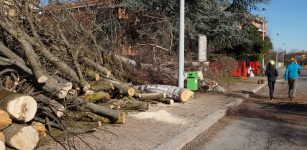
[106,0,271,55]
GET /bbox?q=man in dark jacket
[265,60,278,100]
[285,58,303,100]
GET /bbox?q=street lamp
[178,0,185,88]
[282,42,286,67]
[275,33,279,68]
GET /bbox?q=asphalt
[39,77,266,150]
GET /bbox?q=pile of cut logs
[0,81,193,149]
[0,91,45,150]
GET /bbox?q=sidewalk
[40,79,266,150]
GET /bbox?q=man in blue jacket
[285,58,303,101]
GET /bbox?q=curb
[154,98,243,150]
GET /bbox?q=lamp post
[178,0,185,88]
[282,42,286,67]
[275,33,279,69]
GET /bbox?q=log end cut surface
[0,141,4,150]
[0,109,12,130]
[180,89,194,103]
[7,96,37,122]
[6,126,39,150]
[37,75,48,83]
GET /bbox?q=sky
[253,0,307,52]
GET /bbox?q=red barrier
[232,61,247,78]
[250,61,261,75]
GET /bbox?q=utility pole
[261,8,267,73]
[178,0,185,88]
[262,8,267,41]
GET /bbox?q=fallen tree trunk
[2,124,39,150]
[0,109,12,130]
[89,81,114,91]
[0,46,73,99]
[0,132,5,150]
[120,101,150,111]
[0,90,37,122]
[80,91,111,102]
[0,20,48,83]
[68,96,126,123]
[84,68,135,96]
[80,57,112,77]
[156,99,174,105]
[135,85,194,103]
[84,102,125,123]
[138,92,166,100]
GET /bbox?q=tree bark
[0,109,12,130]
[67,96,126,123]
[2,124,39,150]
[83,68,135,96]
[0,20,49,83]
[119,100,150,111]
[135,85,194,103]
[80,91,111,102]
[89,81,114,91]
[138,92,166,100]
[80,57,111,77]
[0,90,37,122]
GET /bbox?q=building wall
[251,16,268,37]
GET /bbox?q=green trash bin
[187,71,198,91]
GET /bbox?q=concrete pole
[261,8,266,73]
[178,0,185,88]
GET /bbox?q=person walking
[265,60,278,100]
[285,58,303,101]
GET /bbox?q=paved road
[183,74,307,150]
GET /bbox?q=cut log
[80,57,112,77]
[0,132,4,150]
[35,94,65,118]
[68,96,126,123]
[80,91,111,102]
[0,90,37,122]
[0,20,49,83]
[0,140,4,150]
[89,81,114,91]
[138,92,166,100]
[84,112,124,124]
[2,124,39,150]
[31,121,46,139]
[157,99,174,105]
[0,109,12,130]
[42,79,72,99]
[83,68,135,96]
[135,85,194,103]
[84,102,125,123]
[0,132,4,142]
[120,100,150,111]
